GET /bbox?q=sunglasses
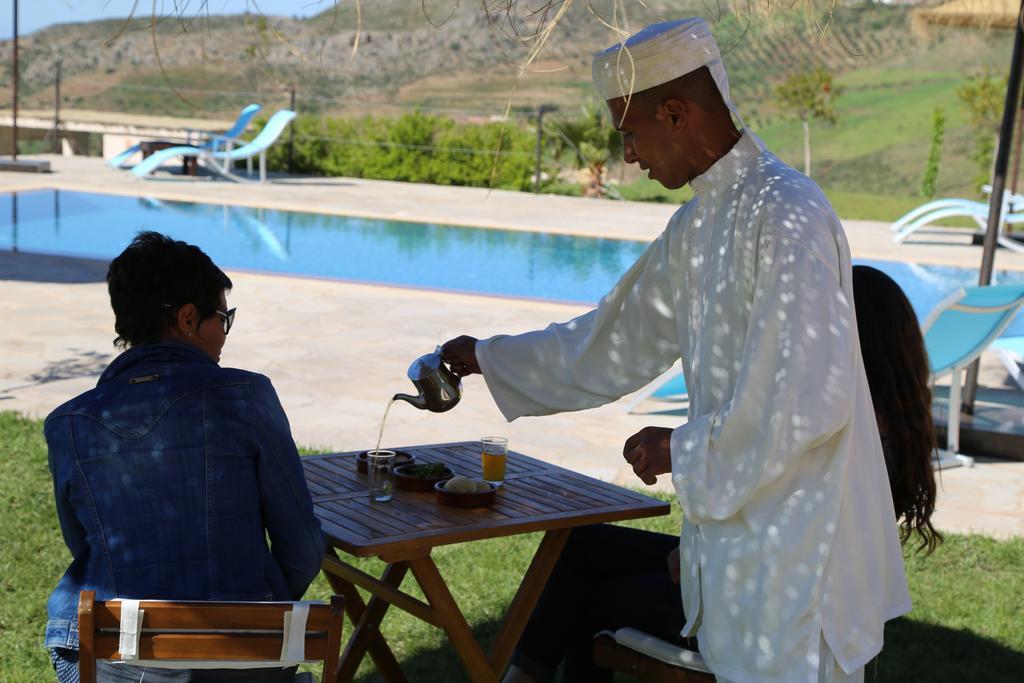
[163,304,236,336]
[214,308,236,336]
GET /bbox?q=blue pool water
[2,189,1023,337]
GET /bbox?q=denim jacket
[43,342,326,650]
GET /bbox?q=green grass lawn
[3,410,1022,682]
[607,177,974,225]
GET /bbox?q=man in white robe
[443,17,910,683]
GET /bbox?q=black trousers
[511,523,687,683]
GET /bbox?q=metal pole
[1009,82,1024,235]
[533,104,556,193]
[287,85,296,174]
[52,60,61,154]
[534,105,545,193]
[1011,90,1024,198]
[12,0,18,161]
[962,0,1024,413]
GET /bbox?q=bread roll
[443,475,477,493]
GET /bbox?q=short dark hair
[106,232,232,349]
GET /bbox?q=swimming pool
[2,189,1022,337]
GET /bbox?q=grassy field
[755,69,976,202]
[3,410,1023,682]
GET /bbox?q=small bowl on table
[392,462,455,492]
[434,480,499,508]
[357,450,414,475]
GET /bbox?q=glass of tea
[480,437,509,486]
[367,450,396,502]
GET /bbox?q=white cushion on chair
[605,628,713,674]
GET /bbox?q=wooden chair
[593,629,716,682]
[77,590,344,683]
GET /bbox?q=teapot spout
[392,392,427,410]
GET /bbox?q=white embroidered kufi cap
[591,18,744,127]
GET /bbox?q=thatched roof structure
[916,0,1020,28]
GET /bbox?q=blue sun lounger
[923,283,1024,468]
[890,187,1024,254]
[108,103,262,168]
[129,110,296,183]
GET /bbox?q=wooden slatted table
[302,442,670,683]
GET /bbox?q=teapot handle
[439,359,463,382]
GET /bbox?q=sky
[0,0,340,39]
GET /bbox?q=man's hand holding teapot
[441,336,481,376]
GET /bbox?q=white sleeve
[476,231,684,421]
[671,233,856,524]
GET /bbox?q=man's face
[607,96,691,190]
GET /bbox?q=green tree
[957,69,1006,193]
[775,66,842,178]
[921,108,946,199]
[548,104,623,197]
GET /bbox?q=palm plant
[548,104,623,197]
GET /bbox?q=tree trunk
[585,162,605,198]
[803,118,811,177]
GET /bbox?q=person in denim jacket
[43,232,327,682]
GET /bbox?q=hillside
[0,1,1015,202]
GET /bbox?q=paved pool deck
[2,155,1023,540]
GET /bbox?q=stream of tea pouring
[373,398,395,456]
[374,347,463,455]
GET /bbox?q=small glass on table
[480,437,509,487]
[366,450,396,502]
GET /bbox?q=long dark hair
[853,265,942,555]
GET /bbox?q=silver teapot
[392,347,462,413]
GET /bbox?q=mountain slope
[1,2,1003,118]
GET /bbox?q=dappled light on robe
[476,133,910,681]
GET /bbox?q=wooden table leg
[338,562,409,682]
[488,528,571,673]
[409,555,499,683]
[322,553,408,683]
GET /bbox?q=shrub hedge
[262,111,537,190]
